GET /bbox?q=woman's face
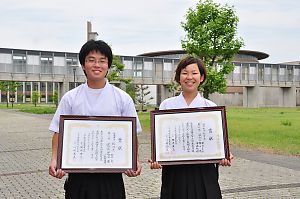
[179,63,204,93]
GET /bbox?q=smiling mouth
[93,70,102,73]
[185,82,195,85]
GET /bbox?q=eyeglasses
[85,57,108,65]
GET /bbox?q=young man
[49,40,142,199]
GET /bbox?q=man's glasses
[85,57,108,65]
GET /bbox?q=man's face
[82,50,109,84]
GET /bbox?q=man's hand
[125,161,142,177]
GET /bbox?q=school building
[0,46,299,107]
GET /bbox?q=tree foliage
[135,85,153,112]
[181,0,244,98]
[125,83,137,103]
[107,55,131,84]
[32,91,40,107]
[166,81,180,97]
[0,81,9,107]
[0,81,21,107]
[53,90,59,108]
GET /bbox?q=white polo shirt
[49,79,142,134]
[159,92,216,110]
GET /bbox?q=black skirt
[64,173,125,199]
[160,164,222,199]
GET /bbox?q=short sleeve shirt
[49,80,142,134]
[159,92,216,110]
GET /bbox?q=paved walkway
[0,109,299,198]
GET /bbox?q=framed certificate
[57,115,137,173]
[151,106,230,165]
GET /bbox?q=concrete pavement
[0,109,299,198]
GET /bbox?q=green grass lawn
[0,103,57,114]
[139,107,300,156]
[1,103,299,156]
[226,107,300,156]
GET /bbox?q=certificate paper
[57,115,137,173]
[151,106,230,165]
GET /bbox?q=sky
[1,0,299,64]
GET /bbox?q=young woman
[149,56,233,199]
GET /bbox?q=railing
[0,61,299,86]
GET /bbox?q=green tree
[126,83,137,103]
[0,81,20,108]
[107,55,131,84]
[166,81,180,97]
[0,81,9,107]
[136,85,153,112]
[8,81,21,108]
[32,91,40,107]
[181,0,244,98]
[53,90,59,108]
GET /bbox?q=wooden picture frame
[57,115,137,173]
[151,106,230,165]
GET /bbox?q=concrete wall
[210,93,243,106]
[297,88,300,106]
[243,85,296,107]
[208,85,298,107]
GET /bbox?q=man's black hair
[79,40,113,68]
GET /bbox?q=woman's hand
[49,159,65,179]
[148,159,162,169]
[219,152,234,166]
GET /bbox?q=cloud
[0,0,299,63]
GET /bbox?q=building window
[25,82,31,102]
[41,57,53,74]
[13,55,26,73]
[66,57,78,65]
[134,60,143,77]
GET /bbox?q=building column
[23,82,25,103]
[61,80,69,99]
[243,84,261,107]
[30,82,33,102]
[45,82,48,103]
[38,82,41,103]
[156,85,162,105]
[282,86,296,107]
[14,89,17,103]
[156,85,171,106]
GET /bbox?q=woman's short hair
[174,56,207,85]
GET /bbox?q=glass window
[25,82,31,102]
[272,66,278,81]
[27,55,39,65]
[47,82,54,103]
[134,60,143,77]
[17,82,23,103]
[40,82,46,102]
[287,66,293,81]
[13,55,26,73]
[66,57,78,66]
[41,56,53,74]
[0,53,12,64]
[144,61,153,70]
[163,62,172,71]
[123,60,133,70]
